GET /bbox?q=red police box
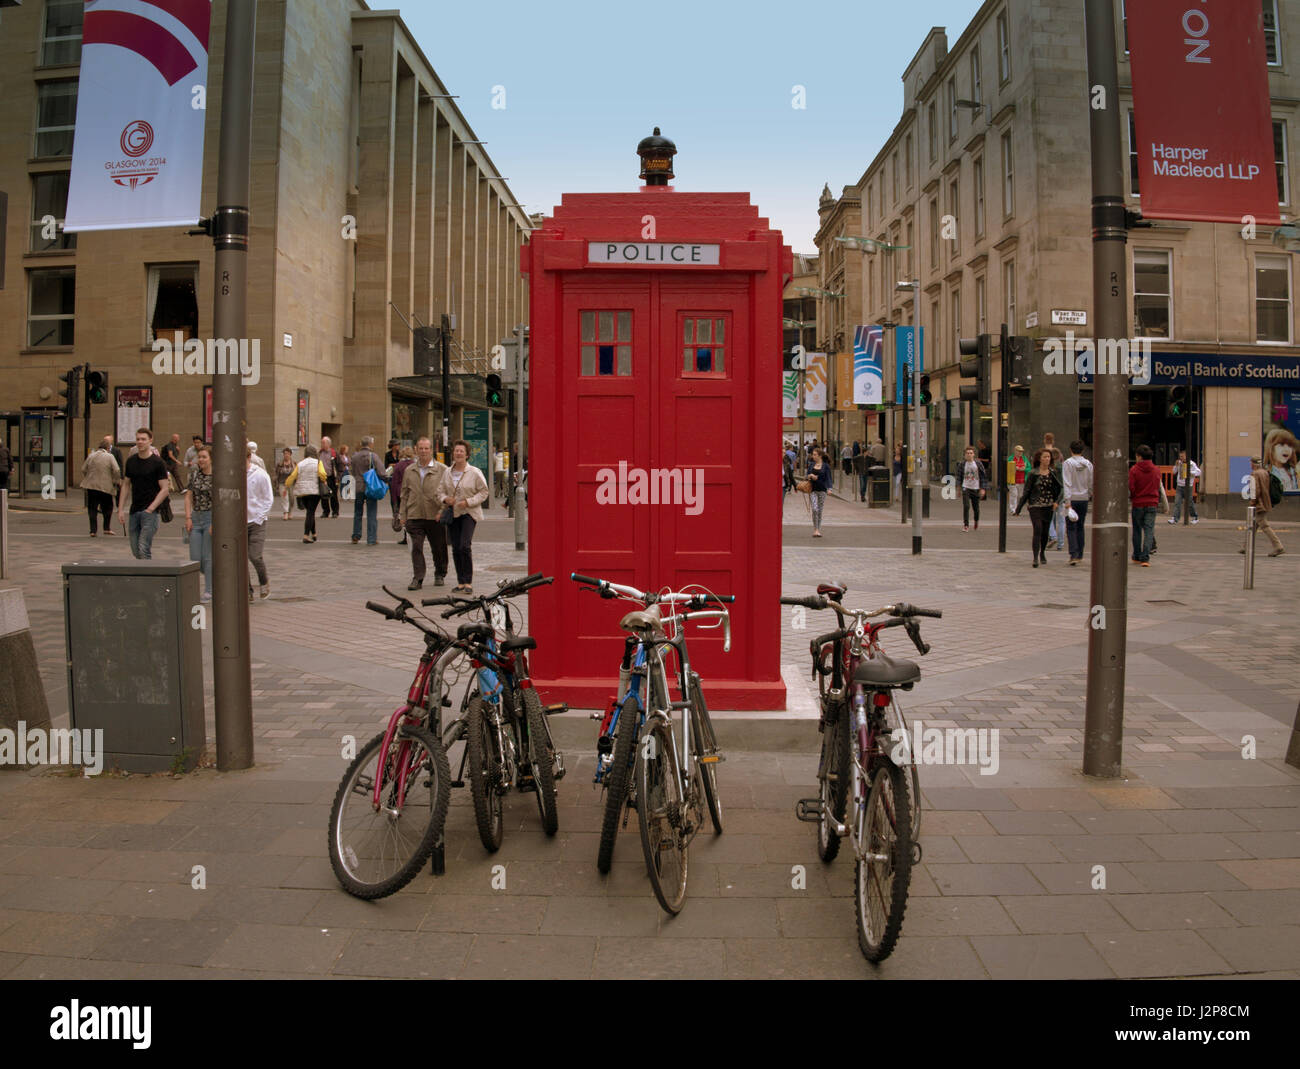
[521,132,791,709]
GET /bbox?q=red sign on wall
[1128,0,1280,225]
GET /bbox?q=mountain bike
[428,574,567,850]
[572,573,733,914]
[781,586,940,961]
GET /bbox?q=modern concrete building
[0,0,530,494]
[816,0,1300,510]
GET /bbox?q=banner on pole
[895,326,923,405]
[782,371,799,418]
[853,325,884,405]
[65,0,214,232]
[804,352,827,413]
[1128,0,1280,225]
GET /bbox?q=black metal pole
[440,314,451,458]
[997,350,1008,553]
[82,362,90,470]
[211,0,256,771]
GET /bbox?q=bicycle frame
[370,644,446,813]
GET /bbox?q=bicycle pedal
[795,797,823,823]
[450,779,465,789]
[545,703,569,716]
[553,753,567,781]
[588,711,604,721]
[699,754,724,764]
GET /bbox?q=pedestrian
[400,436,449,590]
[117,427,170,559]
[892,443,903,503]
[782,445,796,501]
[247,440,267,472]
[102,435,124,476]
[493,448,506,499]
[1241,455,1286,557]
[955,445,989,532]
[1008,444,1028,514]
[350,436,387,545]
[385,438,402,471]
[841,441,853,478]
[81,441,121,536]
[334,442,350,514]
[285,444,327,543]
[183,445,214,601]
[1047,446,1067,549]
[183,434,203,484]
[246,445,274,601]
[387,445,415,545]
[1062,440,1094,565]
[977,439,992,466]
[0,437,11,492]
[438,439,489,593]
[1128,444,1161,566]
[806,445,832,537]
[276,447,296,519]
[1169,449,1202,524]
[161,432,182,492]
[1013,447,1061,567]
[318,436,339,518]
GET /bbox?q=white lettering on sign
[1183,6,1210,65]
[587,242,721,266]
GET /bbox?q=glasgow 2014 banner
[64,0,213,232]
[853,325,883,405]
[1128,0,1280,225]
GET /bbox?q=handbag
[795,479,812,494]
[437,505,455,526]
[362,467,387,501]
[158,497,174,524]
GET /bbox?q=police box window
[580,310,631,376]
[682,316,728,376]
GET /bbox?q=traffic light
[1169,385,1188,418]
[1005,335,1034,387]
[85,368,108,405]
[485,373,503,406]
[413,325,439,377]
[918,374,932,406]
[58,366,80,409]
[958,334,992,406]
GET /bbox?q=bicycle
[572,573,733,914]
[781,586,941,962]
[429,574,567,850]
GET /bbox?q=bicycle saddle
[852,653,920,688]
[457,622,493,642]
[500,635,536,653]
[817,582,847,602]
[619,603,664,634]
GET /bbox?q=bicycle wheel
[637,717,688,915]
[817,699,852,863]
[328,724,451,899]
[597,694,639,874]
[465,696,504,852]
[854,759,913,962]
[688,676,723,835]
[521,687,558,836]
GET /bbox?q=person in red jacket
[1128,444,1161,566]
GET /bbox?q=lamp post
[896,278,923,554]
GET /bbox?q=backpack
[1269,472,1284,507]
[362,466,387,500]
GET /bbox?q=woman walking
[183,446,214,600]
[438,439,489,593]
[1014,448,1062,567]
[285,444,328,543]
[806,446,832,538]
[276,447,296,520]
[955,445,989,532]
[82,442,121,537]
[387,445,415,545]
[892,443,903,504]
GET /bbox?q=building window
[41,0,83,66]
[28,267,75,348]
[947,77,958,142]
[1275,119,1289,205]
[970,48,982,105]
[35,80,78,158]
[1256,253,1292,343]
[682,315,728,376]
[147,264,199,344]
[905,220,914,276]
[930,299,940,350]
[1128,111,1141,197]
[892,152,899,204]
[975,274,987,334]
[1000,130,1014,216]
[1121,0,1128,55]
[997,10,1012,83]
[973,156,986,237]
[866,181,873,225]
[929,196,939,270]
[905,134,913,188]
[30,172,76,251]
[928,102,937,163]
[1004,259,1017,333]
[867,259,875,316]
[948,177,960,258]
[1263,0,1281,66]
[1133,250,1172,338]
[950,288,961,350]
[580,310,631,376]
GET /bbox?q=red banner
[1128,0,1280,225]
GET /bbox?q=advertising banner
[782,371,799,418]
[836,352,856,410]
[895,326,924,405]
[1128,1,1280,224]
[462,410,489,474]
[65,1,213,231]
[803,352,827,415]
[853,325,884,405]
[115,387,152,443]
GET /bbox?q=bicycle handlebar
[365,600,399,620]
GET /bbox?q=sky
[401,0,988,253]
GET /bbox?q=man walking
[184,434,203,483]
[1128,444,1161,566]
[161,432,183,491]
[956,445,989,531]
[400,436,449,589]
[1241,455,1286,557]
[246,445,274,600]
[1062,440,1094,565]
[103,435,124,476]
[1169,449,1201,525]
[351,435,386,545]
[319,436,339,518]
[117,428,170,559]
[0,438,11,493]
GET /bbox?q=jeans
[247,521,268,589]
[1008,483,1022,514]
[353,493,379,544]
[86,489,114,533]
[1049,506,1065,546]
[1171,484,1197,522]
[1066,499,1088,560]
[1131,506,1157,562]
[406,518,449,582]
[810,490,827,530]
[1028,506,1053,561]
[449,515,476,584]
[128,509,160,559]
[189,510,213,593]
[962,488,982,526]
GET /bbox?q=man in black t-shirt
[117,428,170,559]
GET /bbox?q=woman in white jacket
[285,445,328,543]
[438,440,490,593]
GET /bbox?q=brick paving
[0,491,1296,978]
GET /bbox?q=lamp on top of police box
[637,127,676,186]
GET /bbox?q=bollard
[1244,505,1256,590]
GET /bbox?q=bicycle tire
[597,694,640,874]
[465,696,504,852]
[817,698,851,863]
[688,676,723,835]
[637,717,688,915]
[522,687,558,836]
[855,759,913,962]
[328,724,450,900]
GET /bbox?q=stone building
[0,0,530,494]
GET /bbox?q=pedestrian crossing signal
[86,369,108,405]
[485,373,502,406]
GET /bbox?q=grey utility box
[62,559,205,773]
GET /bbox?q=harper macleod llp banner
[64,0,214,232]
